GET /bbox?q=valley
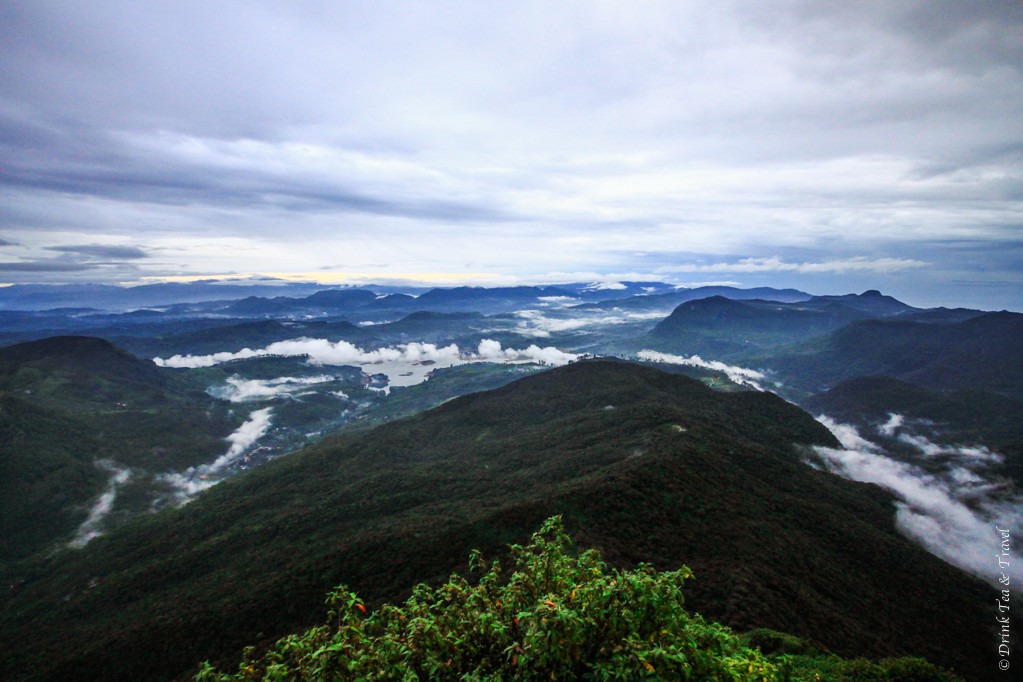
[0,280,1019,681]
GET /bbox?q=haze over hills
[0,281,1019,682]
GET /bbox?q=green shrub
[195,516,961,682]
[197,516,774,681]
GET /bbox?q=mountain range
[0,281,1019,681]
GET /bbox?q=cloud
[210,375,339,402]
[476,339,578,366]
[68,460,132,548]
[637,350,766,390]
[222,408,273,461]
[536,295,579,305]
[513,309,666,338]
[156,407,273,504]
[584,281,628,291]
[0,260,94,272]
[156,337,583,371]
[657,256,928,275]
[155,339,462,369]
[0,2,1019,307]
[47,244,148,260]
[812,416,1021,587]
[879,412,1003,464]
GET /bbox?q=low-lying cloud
[879,413,1000,463]
[812,415,1021,587]
[155,339,462,369]
[514,309,665,337]
[154,337,578,370]
[636,349,767,390]
[156,407,273,503]
[476,339,578,366]
[211,374,339,402]
[69,461,132,548]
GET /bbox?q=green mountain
[756,311,1023,399]
[0,361,999,680]
[0,337,243,560]
[0,393,110,561]
[644,295,877,357]
[0,335,171,409]
[116,319,366,358]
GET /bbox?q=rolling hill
[0,360,1000,680]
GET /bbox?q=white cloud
[514,309,666,337]
[584,281,628,291]
[156,407,273,504]
[68,461,132,548]
[812,416,1022,587]
[154,339,461,369]
[879,412,904,436]
[476,339,578,366]
[2,3,1020,309]
[637,349,766,390]
[211,374,339,402]
[657,256,928,275]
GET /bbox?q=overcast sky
[1,1,1021,309]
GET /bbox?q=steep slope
[758,311,1023,398]
[0,361,998,681]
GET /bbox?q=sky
[1,0,1021,310]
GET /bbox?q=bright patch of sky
[1,1,1020,309]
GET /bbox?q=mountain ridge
[0,360,1000,681]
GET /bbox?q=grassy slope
[0,360,1002,681]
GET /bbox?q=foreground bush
[197,516,773,680]
[197,516,959,681]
